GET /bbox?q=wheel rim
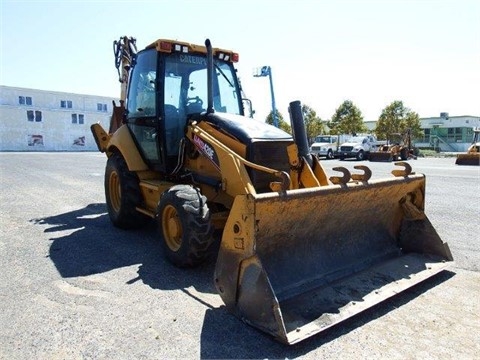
[162,205,182,252]
[109,170,121,213]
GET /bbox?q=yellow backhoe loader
[455,129,480,165]
[91,36,453,344]
[369,129,416,162]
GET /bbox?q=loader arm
[186,116,331,197]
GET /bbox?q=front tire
[157,185,216,268]
[356,150,365,161]
[105,153,149,229]
[326,150,334,160]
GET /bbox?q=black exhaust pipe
[205,39,214,114]
[289,100,313,166]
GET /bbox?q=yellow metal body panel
[147,39,238,63]
[139,180,174,216]
[107,125,148,171]
[90,123,111,153]
[214,174,453,344]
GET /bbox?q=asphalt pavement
[0,153,479,359]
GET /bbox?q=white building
[0,85,117,151]
[415,113,480,152]
[365,113,480,152]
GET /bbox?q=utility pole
[254,66,278,127]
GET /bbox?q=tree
[328,100,367,135]
[374,101,423,140]
[302,104,325,141]
[266,109,291,134]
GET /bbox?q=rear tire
[105,152,150,229]
[157,185,216,267]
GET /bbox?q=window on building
[27,110,42,122]
[446,127,463,142]
[455,127,463,141]
[72,113,84,124]
[97,103,107,112]
[61,100,73,109]
[19,96,32,105]
[420,128,430,142]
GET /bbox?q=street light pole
[254,66,278,128]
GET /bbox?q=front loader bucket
[369,151,393,162]
[214,174,453,344]
[455,153,480,165]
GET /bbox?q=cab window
[126,49,159,163]
[127,49,157,117]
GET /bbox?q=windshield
[314,136,331,143]
[164,53,242,115]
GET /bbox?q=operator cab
[125,40,243,173]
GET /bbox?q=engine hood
[198,112,293,145]
[311,142,330,147]
[341,141,362,147]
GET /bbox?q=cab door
[126,48,162,168]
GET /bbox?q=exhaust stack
[289,100,313,167]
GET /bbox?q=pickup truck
[310,135,342,159]
[337,134,378,161]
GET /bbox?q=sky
[1,0,479,122]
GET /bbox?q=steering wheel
[186,96,203,107]
[185,96,204,115]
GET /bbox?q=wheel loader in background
[91,36,453,345]
[455,128,480,165]
[369,129,416,162]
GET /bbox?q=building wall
[365,114,480,152]
[416,115,480,152]
[0,86,116,151]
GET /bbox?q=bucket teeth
[392,161,413,177]
[351,165,372,182]
[329,167,351,185]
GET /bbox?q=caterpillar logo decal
[193,135,220,170]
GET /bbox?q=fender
[108,125,148,171]
[91,123,148,171]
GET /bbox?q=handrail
[430,135,458,151]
